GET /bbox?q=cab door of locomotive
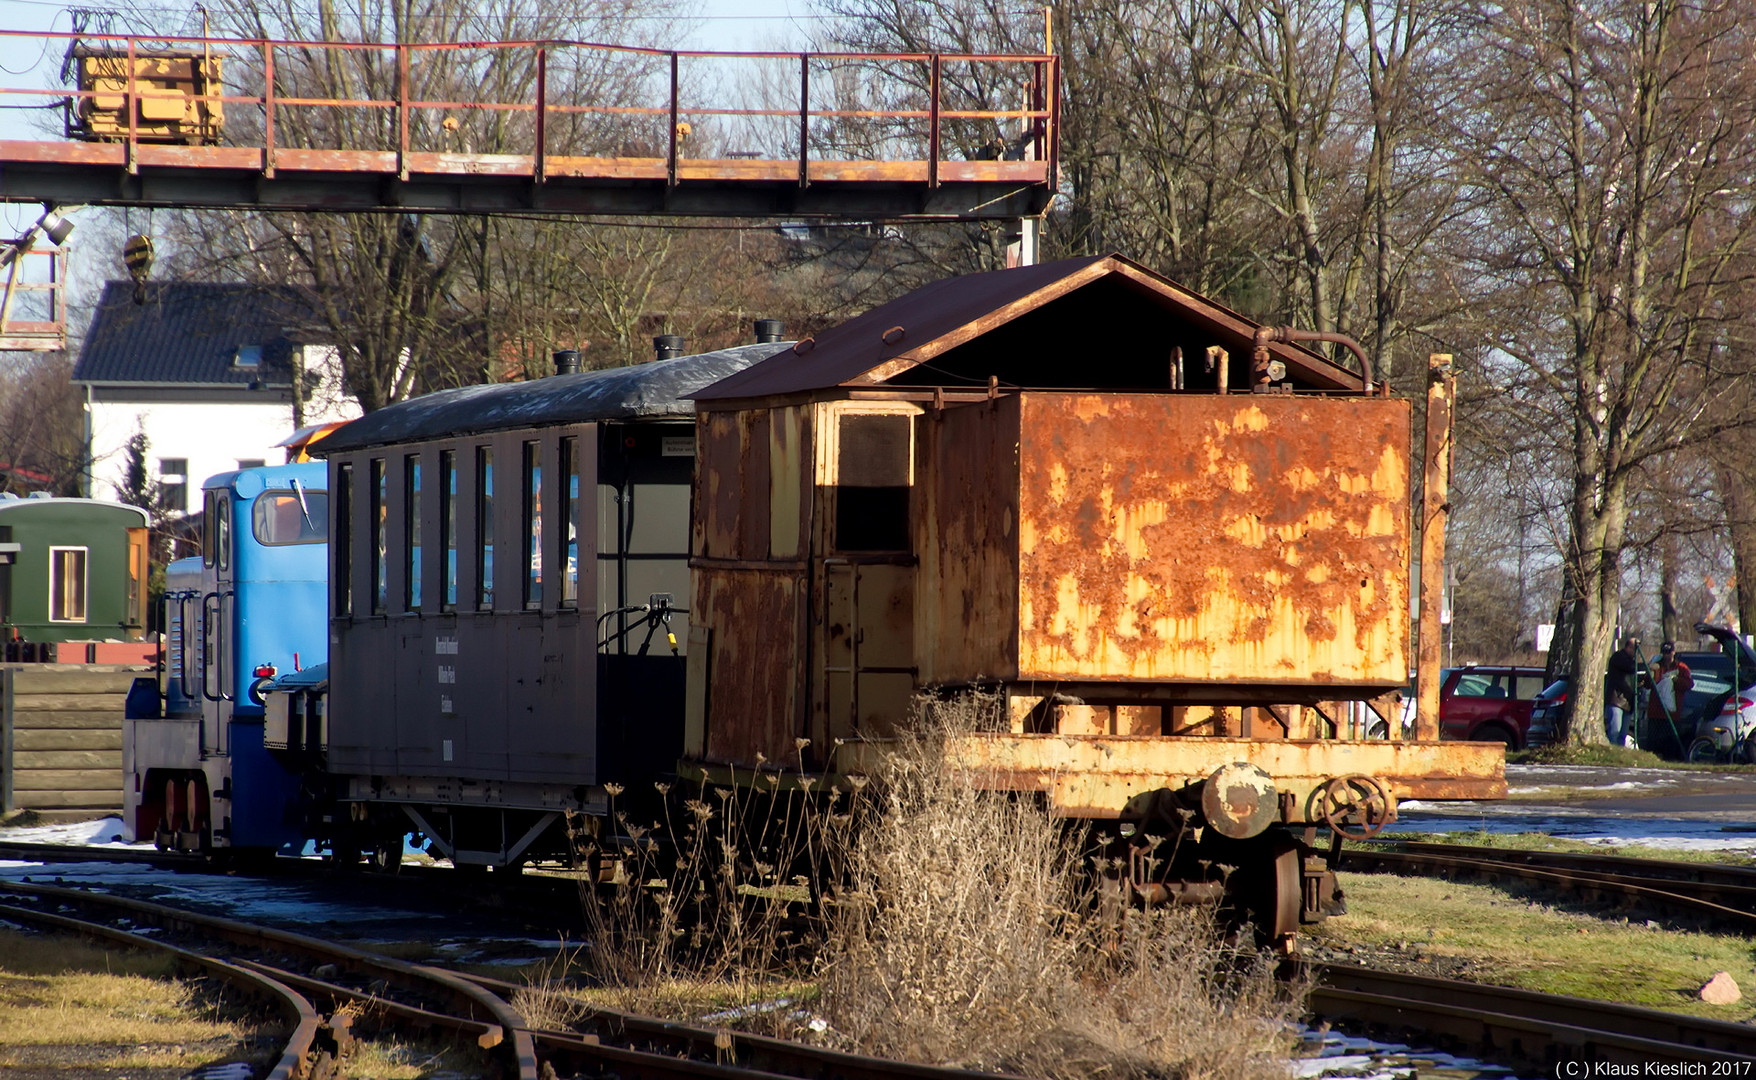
[199,486,236,756]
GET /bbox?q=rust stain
[1017,394,1410,684]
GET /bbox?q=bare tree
[1450,0,1756,743]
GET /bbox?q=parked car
[1435,665,1547,748]
[1526,623,1756,756]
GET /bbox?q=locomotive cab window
[834,412,912,552]
[253,489,329,545]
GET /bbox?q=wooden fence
[1,665,147,816]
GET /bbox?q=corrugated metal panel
[320,343,788,455]
[1015,394,1410,686]
[691,255,1360,401]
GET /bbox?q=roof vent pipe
[753,319,785,344]
[553,349,580,376]
[653,334,686,362]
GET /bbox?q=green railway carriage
[0,494,151,644]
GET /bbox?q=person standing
[1648,642,1694,746]
[1605,637,1639,747]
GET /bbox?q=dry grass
[817,694,1303,1080]
[551,693,1304,1080]
[0,928,265,1073]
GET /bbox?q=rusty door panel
[698,567,805,764]
[738,410,772,558]
[1016,394,1411,686]
[696,413,742,560]
[917,397,1021,684]
[769,406,805,559]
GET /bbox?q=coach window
[834,413,912,552]
[523,441,542,609]
[48,546,88,623]
[560,437,578,607]
[335,464,353,617]
[476,446,494,611]
[406,455,422,611]
[440,450,457,610]
[370,458,387,613]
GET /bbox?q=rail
[0,30,1058,220]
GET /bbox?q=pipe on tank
[1252,326,1374,394]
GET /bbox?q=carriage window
[524,442,542,609]
[253,490,328,545]
[335,464,352,616]
[476,446,494,611]
[560,437,578,607]
[441,450,457,610]
[406,456,422,611]
[48,546,87,622]
[834,413,912,552]
[370,458,387,613]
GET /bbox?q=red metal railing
[0,31,1059,192]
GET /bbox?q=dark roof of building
[73,281,322,386]
[692,254,1362,401]
[316,342,790,454]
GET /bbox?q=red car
[1437,665,1548,748]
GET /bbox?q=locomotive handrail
[172,589,200,705]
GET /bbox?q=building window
[159,458,188,514]
[234,344,262,368]
[335,464,353,617]
[476,446,494,611]
[370,458,386,613]
[560,437,578,608]
[523,441,542,610]
[48,546,87,622]
[834,413,912,552]
[237,458,265,470]
[440,450,457,610]
[406,455,422,611]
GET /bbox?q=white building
[73,281,360,508]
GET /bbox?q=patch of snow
[1,815,137,847]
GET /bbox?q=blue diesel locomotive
[123,462,329,854]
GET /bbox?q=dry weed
[819,692,1304,1080]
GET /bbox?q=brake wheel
[1317,774,1394,839]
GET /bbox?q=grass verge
[1310,871,1756,1020]
[0,927,270,1077]
[1510,744,1756,771]
[1376,829,1756,867]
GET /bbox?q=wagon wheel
[1316,774,1393,840]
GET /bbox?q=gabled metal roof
[692,254,1361,401]
[74,281,321,386]
[316,343,790,455]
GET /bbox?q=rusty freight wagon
[682,254,1503,936]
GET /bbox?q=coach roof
[317,342,789,454]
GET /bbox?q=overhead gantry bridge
[0,31,1059,221]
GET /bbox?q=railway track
[1345,839,1756,931]
[7,837,1756,1073]
[0,877,1000,1080]
[1309,962,1756,1070]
